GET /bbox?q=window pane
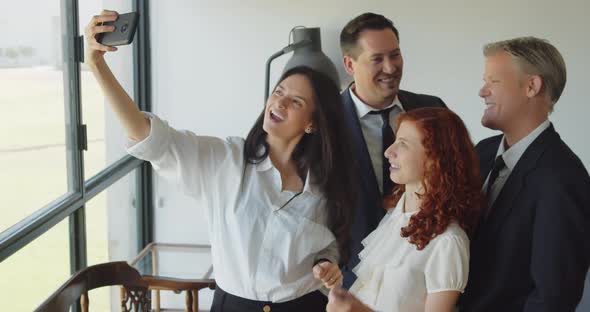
[0,2,68,232]
[79,2,135,180]
[0,218,70,311]
[86,169,138,312]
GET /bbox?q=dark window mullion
[0,192,83,262]
[0,156,142,262]
[133,0,154,252]
[61,0,87,282]
[61,1,86,311]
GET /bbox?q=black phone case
[97,12,139,46]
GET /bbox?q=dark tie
[484,155,506,217]
[369,106,399,197]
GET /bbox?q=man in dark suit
[338,13,446,288]
[460,37,590,311]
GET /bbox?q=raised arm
[84,10,150,141]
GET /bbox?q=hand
[84,10,119,67]
[312,261,342,289]
[327,287,373,312]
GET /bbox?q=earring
[305,127,314,134]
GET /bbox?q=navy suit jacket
[460,125,590,312]
[341,87,446,288]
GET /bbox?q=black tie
[369,106,398,197]
[484,155,506,216]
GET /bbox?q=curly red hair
[384,107,483,250]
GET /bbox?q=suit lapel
[397,90,416,111]
[484,126,557,236]
[472,136,501,242]
[341,89,381,203]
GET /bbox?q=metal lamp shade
[283,27,341,88]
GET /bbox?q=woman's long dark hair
[244,66,357,265]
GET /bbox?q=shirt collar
[254,155,273,172]
[349,85,403,119]
[255,155,320,197]
[495,119,551,171]
[302,170,320,197]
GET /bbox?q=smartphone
[97,12,139,46]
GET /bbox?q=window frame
[0,0,154,286]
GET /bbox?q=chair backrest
[34,261,150,312]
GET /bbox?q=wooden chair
[34,261,151,312]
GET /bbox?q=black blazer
[460,125,590,312]
[341,87,446,288]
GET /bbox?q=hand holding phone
[96,12,139,46]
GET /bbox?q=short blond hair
[484,37,566,111]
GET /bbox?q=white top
[349,87,404,194]
[483,119,551,206]
[127,113,338,302]
[350,193,470,312]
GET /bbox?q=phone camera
[121,23,128,33]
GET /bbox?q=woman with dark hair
[327,107,482,312]
[85,10,356,312]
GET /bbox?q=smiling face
[384,121,426,187]
[343,28,403,109]
[262,73,316,141]
[479,51,531,132]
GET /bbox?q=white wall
[111,0,590,309]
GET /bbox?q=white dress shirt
[349,88,404,194]
[350,193,470,311]
[127,113,338,302]
[484,119,551,206]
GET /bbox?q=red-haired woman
[327,107,483,312]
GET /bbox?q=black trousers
[211,286,328,312]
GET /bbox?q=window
[86,169,139,311]
[78,1,135,180]
[0,1,68,233]
[0,1,151,311]
[0,219,70,311]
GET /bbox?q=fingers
[312,263,325,279]
[313,261,331,279]
[94,25,116,33]
[87,11,118,32]
[324,271,343,288]
[313,261,343,289]
[323,262,343,288]
[90,12,118,25]
[87,32,118,52]
[85,10,119,52]
[88,39,118,52]
[100,9,119,15]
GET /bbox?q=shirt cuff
[126,112,170,161]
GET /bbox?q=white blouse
[127,113,338,302]
[350,193,470,312]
